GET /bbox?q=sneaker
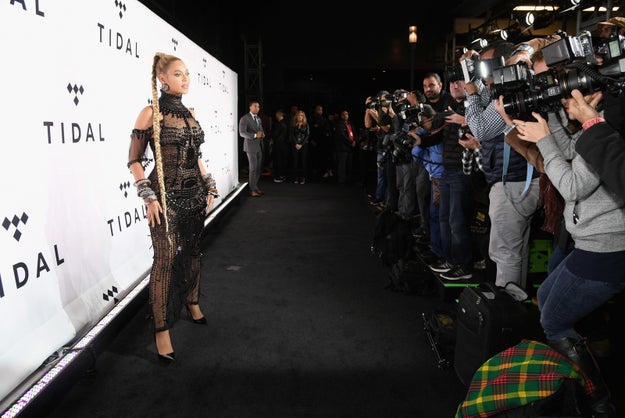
[440,265,473,280]
[273,177,285,183]
[429,259,454,273]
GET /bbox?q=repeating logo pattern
[67,83,85,106]
[114,0,127,19]
[102,285,119,303]
[119,180,131,198]
[2,212,29,242]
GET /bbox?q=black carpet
[44,177,470,418]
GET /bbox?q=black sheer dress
[128,92,208,332]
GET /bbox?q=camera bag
[454,281,534,386]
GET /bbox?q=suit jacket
[239,112,264,153]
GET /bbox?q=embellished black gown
[127,92,208,332]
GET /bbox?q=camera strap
[502,142,534,202]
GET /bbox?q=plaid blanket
[455,339,594,417]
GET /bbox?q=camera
[541,31,597,67]
[499,31,625,114]
[489,62,532,98]
[366,97,390,109]
[394,102,425,121]
[378,126,418,166]
[459,125,472,140]
[459,54,505,83]
[444,65,465,83]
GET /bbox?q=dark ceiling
[139,0,622,114]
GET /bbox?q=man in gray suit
[239,99,265,197]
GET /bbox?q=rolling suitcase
[454,281,534,386]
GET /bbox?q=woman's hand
[205,187,219,215]
[205,194,215,215]
[512,112,550,143]
[295,143,303,151]
[146,200,162,227]
[566,89,602,124]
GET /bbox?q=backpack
[387,258,436,295]
[370,209,415,266]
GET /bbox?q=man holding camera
[427,77,478,281]
[461,41,541,290]
[365,91,398,212]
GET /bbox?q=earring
[161,83,170,92]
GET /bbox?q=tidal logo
[114,0,127,19]
[10,0,45,17]
[107,205,147,237]
[196,72,211,87]
[172,38,178,51]
[102,285,119,303]
[120,180,131,198]
[43,121,105,144]
[202,58,207,68]
[97,23,140,58]
[2,212,28,242]
[0,244,65,298]
[67,83,84,106]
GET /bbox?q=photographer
[513,88,625,418]
[462,40,541,290]
[391,89,421,221]
[408,105,445,259]
[365,91,396,210]
[427,76,478,281]
[572,89,625,200]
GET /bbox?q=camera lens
[559,68,599,97]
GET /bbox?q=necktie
[346,122,354,141]
[253,115,260,127]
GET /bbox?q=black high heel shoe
[157,351,176,364]
[155,332,175,364]
[185,305,207,325]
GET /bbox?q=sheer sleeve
[127,127,153,168]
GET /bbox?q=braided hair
[151,52,181,241]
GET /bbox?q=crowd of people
[238,101,373,195]
[357,20,625,417]
[129,16,625,418]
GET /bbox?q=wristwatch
[512,43,534,58]
[502,124,517,136]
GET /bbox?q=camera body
[498,31,625,114]
[458,125,473,140]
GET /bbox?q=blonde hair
[151,52,181,240]
[292,110,308,127]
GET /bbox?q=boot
[548,337,615,418]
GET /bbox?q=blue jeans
[537,250,625,340]
[438,170,473,267]
[429,178,442,258]
[375,151,387,202]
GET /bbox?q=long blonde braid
[151,53,171,243]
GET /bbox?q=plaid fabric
[462,148,483,175]
[455,339,594,418]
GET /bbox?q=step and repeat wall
[0,0,238,401]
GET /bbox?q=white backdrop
[0,0,238,401]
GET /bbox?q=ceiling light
[525,12,535,26]
[514,5,556,11]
